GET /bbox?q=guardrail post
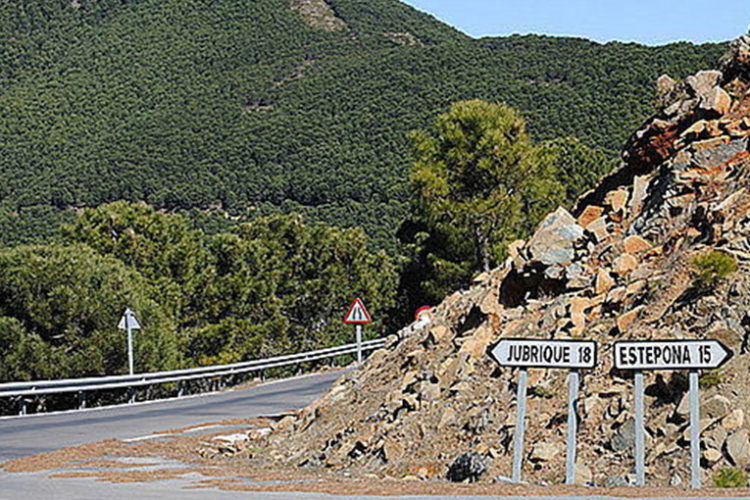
[177,381,184,398]
[78,391,86,410]
[19,398,27,416]
[128,387,136,404]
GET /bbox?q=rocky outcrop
[248,36,750,487]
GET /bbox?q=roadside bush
[692,250,737,289]
[713,467,748,488]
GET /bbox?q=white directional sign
[491,339,597,369]
[614,338,735,489]
[614,340,733,370]
[344,298,372,325]
[489,337,597,484]
[118,308,141,330]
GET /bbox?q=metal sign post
[512,368,528,483]
[614,339,733,488]
[344,298,372,364]
[118,308,141,375]
[689,370,700,489]
[634,370,645,486]
[565,370,580,485]
[490,338,597,484]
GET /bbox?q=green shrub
[699,370,725,388]
[692,251,738,289]
[713,467,748,488]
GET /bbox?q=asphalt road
[0,370,342,462]
[1,370,747,500]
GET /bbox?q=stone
[578,205,605,228]
[438,406,457,431]
[670,474,683,487]
[587,216,610,242]
[726,429,750,468]
[699,87,732,116]
[721,35,750,80]
[459,323,494,360]
[704,447,723,464]
[575,463,593,485]
[630,175,650,215]
[570,296,589,319]
[427,325,454,345]
[446,452,490,483]
[656,74,678,106]
[623,235,652,254]
[530,442,558,462]
[382,439,405,462]
[616,306,645,332]
[526,207,585,266]
[685,70,722,98]
[625,280,646,297]
[722,409,744,430]
[605,189,629,213]
[595,269,616,295]
[613,253,638,275]
[704,394,732,420]
[681,119,709,138]
[605,475,633,487]
[705,424,728,450]
[610,419,636,452]
[607,286,627,304]
[420,381,441,401]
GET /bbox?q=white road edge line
[0,368,347,422]
[121,433,172,443]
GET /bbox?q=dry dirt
[2,419,748,497]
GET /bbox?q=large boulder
[526,207,584,267]
[446,452,490,483]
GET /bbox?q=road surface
[1,370,746,499]
[0,370,342,462]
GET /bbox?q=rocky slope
[256,36,750,487]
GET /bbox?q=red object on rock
[415,306,433,322]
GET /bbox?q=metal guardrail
[0,339,387,408]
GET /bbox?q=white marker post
[118,308,141,375]
[490,339,597,484]
[614,340,734,488]
[344,298,372,364]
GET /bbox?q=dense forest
[0,0,725,249]
[0,0,733,386]
[0,202,396,383]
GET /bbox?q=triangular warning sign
[118,308,141,330]
[344,298,372,324]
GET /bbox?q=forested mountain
[0,0,726,248]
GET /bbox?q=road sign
[614,339,734,489]
[344,298,372,325]
[118,308,141,330]
[345,299,371,364]
[490,339,597,370]
[613,340,733,370]
[118,308,141,377]
[489,338,597,484]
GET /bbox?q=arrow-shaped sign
[118,308,141,330]
[490,338,597,370]
[613,340,733,370]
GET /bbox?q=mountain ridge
[0,0,726,249]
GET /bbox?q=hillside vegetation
[0,0,725,248]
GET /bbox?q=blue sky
[401,1,750,45]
